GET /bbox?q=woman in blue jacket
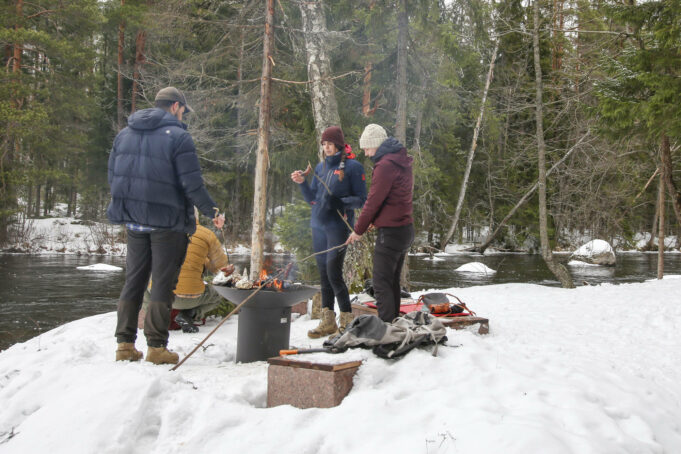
[291,126,367,338]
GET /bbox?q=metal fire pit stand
[212,285,320,363]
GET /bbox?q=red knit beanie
[321,126,345,150]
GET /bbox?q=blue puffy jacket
[106,108,217,234]
[299,152,367,230]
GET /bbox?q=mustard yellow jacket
[174,225,229,297]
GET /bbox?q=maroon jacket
[354,138,413,235]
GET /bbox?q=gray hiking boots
[308,307,338,338]
[146,346,179,365]
[115,342,143,362]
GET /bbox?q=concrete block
[267,357,362,408]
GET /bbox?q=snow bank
[5,217,127,256]
[456,261,497,274]
[2,279,681,453]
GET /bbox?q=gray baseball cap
[154,86,194,113]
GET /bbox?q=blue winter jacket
[106,108,217,234]
[299,152,367,230]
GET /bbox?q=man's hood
[127,107,186,131]
[371,137,411,168]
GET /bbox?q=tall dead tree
[299,0,340,161]
[440,41,499,249]
[532,0,574,288]
[250,0,275,280]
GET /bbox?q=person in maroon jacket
[347,124,415,322]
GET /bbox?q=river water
[1,252,680,350]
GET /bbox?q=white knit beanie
[359,124,388,149]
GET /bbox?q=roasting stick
[171,242,354,371]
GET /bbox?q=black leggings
[312,227,351,312]
[373,224,414,322]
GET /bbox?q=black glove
[329,195,345,211]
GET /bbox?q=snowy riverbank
[1,278,680,453]
[3,216,679,257]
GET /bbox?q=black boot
[174,309,199,333]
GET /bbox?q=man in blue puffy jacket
[107,87,224,365]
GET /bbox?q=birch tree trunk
[532,0,574,288]
[299,0,340,162]
[250,0,275,280]
[440,41,499,249]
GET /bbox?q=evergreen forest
[2,0,681,260]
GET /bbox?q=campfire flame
[255,266,285,291]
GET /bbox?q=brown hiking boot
[308,307,338,339]
[116,342,143,362]
[333,311,355,336]
[145,346,179,365]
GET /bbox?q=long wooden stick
[299,243,347,261]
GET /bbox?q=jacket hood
[127,107,186,131]
[371,137,404,163]
[381,147,412,169]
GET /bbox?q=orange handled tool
[279,348,330,356]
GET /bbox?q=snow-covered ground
[1,278,680,453]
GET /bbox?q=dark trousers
[312,227,351,313]
[115,230,188,347]
[373,224,414,322]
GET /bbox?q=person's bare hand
[290,170,305,184]
[220,264,235,276]
[346,231,362,245]
[213,214,225,229]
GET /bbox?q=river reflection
[1,252,680,350]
